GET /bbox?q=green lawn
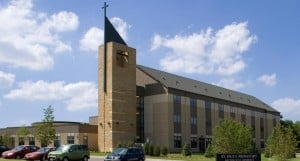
[0,154,299,161]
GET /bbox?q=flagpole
[102,2,108,92]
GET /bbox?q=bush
[182,143,192,157]
[154,146,161,156]
[144,142,150,155]
[149,143,154,156]
[126,140,135,147]
[204,144,215,158]
[117,143,123,148]
[161,146,168,156]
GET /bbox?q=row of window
[1,134,88,148]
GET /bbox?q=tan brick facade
[98,42,136,152]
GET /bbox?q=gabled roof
[137,65,279,113]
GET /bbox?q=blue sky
[0,0,300,128]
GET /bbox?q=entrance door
[199,138,205,153]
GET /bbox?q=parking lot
[90,155,180,161]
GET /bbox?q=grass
[1,154,299,161]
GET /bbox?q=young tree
[212,119,253,154]
[265,124,297,161]
[35,105,56,147]
[182,142,192,157]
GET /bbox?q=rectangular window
[54,135,61,147]
[251,111,256,138]
[218,104,224,120]
[67,134,74,144]
[230,107,236,119]
[260,117,264,139]
[173,95,181,133]
[83,134,88,146]
[205,100,212,135]
[241,110,246,124]
[29,136,35,145]
[9,137,15,148]
[191,137,197,148]
[190,98,197,134]
[18,137,24,145]
[260,140,265,149]
[174,135,182,148]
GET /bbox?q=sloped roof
[137,65,278,113]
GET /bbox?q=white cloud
[272,98,300,121]
[0,0,79,70]
[80,27,104,52]
[4,80,97,111]
[80,17,130,52]
[257,73,277,86]
[214,78,250,90]
[151,22,257,76]
[110,17,131,41]
[0,71,15,88]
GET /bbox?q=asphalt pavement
[90,155,181,161]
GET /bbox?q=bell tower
[98,42,136,152]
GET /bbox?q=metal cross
[102,2,109,18]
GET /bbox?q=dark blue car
[104,147,145,161]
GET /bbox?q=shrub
[204,144,215,158]
[149,143,154,156]
[161,146,168,156]
[144,142,150,155]
[154,146,161,156]
[182,143,192,157]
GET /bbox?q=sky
[0,0,300,128]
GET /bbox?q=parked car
[104,147,145,161]
[48,144,89,161]
[0,145,10,156]
[1,145,39,159]
[24,147,55,161]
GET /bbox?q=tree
[212,119,253,154]
[16,125,29,145]
[154,145,161,156]
[182,142,192,157]
[144,142,150,155]
[35,105,56,147]
[265,124,297,161]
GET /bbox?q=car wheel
[16,155,21,159]
[63,157,69,161]
[82,156,88,161]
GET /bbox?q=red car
[24,147,55,161]
[2,145,39,159]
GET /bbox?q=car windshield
[37,147,50,153]
[56,145,69,152]
[13,146,24,151]
[113,148,127,155]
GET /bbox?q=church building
[97,16,280,153]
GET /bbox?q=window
[241,110,246,124]
[83,133,88,146]
[18,137,24,145]
[173,95,181,133]
[218,104,224,120]
[230,107,236,119]
[190,98,197,134]
[67,134,75,144]
[251,111,256,138]
[9,137,15,148]
[260,117,264,139]
[54,135,61,147]
[29,136,35,145]
[260,141,265,149]
[174,135,181,148]
[205,100,212,135]
[191,137,197,148]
